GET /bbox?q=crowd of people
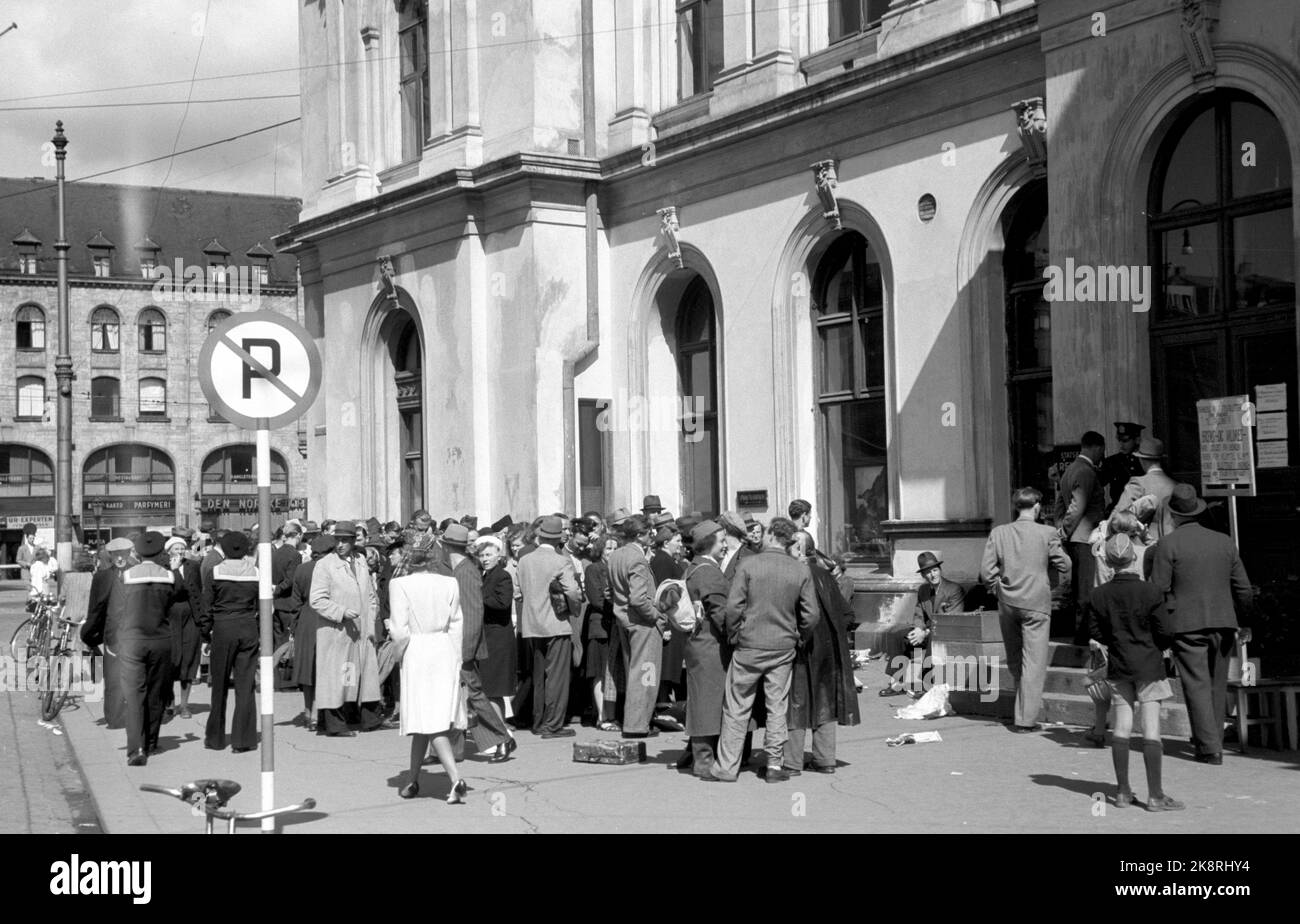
[71,495,864,800]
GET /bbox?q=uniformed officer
[1101,421,1146,512]
[80,537,136,731]
[199,530,261,752]
[115,531,178,766]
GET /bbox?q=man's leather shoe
[804,763,836,774]
[621,729,659,739]
[540,728,575,739]
[764,768,791,783]
[233,745,255,753]
[1195,752,1223,765]
[127,750,147,767]
[327,730,357,738]
[1008,724,1038,734]
[698,772,735,783]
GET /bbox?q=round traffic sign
[198,311,322,430]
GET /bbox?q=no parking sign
[198,311,321,429]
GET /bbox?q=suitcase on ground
[572,738,646,765]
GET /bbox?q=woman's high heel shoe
[446,779,468,805]
[399,782,419,799]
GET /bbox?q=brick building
[0,178,306,564]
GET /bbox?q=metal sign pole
[256,421,275,832]
[1228,494,1239,551]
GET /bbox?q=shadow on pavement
[1028,772,1110,800]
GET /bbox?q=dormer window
[136,236,161,279]
[13,227,41,275]
[202,238,231,288]
[86,229,115,279]
[246,242,273,286]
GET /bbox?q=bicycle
[36,607,84,722]
[9,593,58,664]
[140,779,317,834]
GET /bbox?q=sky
[0,0,301,199]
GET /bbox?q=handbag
[1084,647,1111,706]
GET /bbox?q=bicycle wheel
[38,626,63,721]
[9,616,43,663]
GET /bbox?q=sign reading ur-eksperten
[1196,395,1256,497]
[198,311,321,430]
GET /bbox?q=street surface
[2,580,1297,834]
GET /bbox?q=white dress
[389,573,465,735]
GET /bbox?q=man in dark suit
[1148,484,1252,764]
[270,521,303,649]
[1100,421,1146,512]
[81,538,136,730]
[881,551,965,696]
[1114,436,1177,543]
[1057,431,1107,643]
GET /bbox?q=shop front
[81,443,179,545]
[198,444,301,532]
[1,444,56,569]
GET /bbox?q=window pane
[579,401,604,489]
[860,313,884,393]
[820,323,854,393]
[1231,100,1291,199]
[677,288,713,345]
[401,79,423,161]
[681,418,717,516]
[140,380,166,415]
[830,0,862,41]
[1008,288,1052,371]
[677,7,699,99]
[1161,222,1220,318]
[703,0,724,89]
[1161,338,1225,477]
[1232,210,1295,310]
[685,349,713,411]
[1161,107,1217,212]
[207,310,231,332]
[17,378,44,416]
[17,306,45,349]
[91,378,120,417]
[1010,379,1054,497]
[823,399,888,560]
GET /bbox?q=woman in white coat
[388,542,468,803]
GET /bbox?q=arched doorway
[1147,90,1296,578]
[675,276,720,515]
[812,230,888,562]
[361,289,426,523]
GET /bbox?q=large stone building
[280,0,1297,611]
[0,179,305,563]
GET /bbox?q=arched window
[675,276,719,515]
[83,444,174,497]
[139,378,167,417]
[1149,90,1295,577]
[1003,181,1052,499]
[814,231,887,562]
[90,377,121,419]
[206,309,231,332]
[138,307,166,353]
[16,377,45,418]
[90,306,120,352]
[16,304,45,350]
[201,445,289,496]
[0,444,54,498]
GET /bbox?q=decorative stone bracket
[657,207,683,269]
[810,159,842,230]
[1179,0,1220,89]
[377,255,398,302]
[1011,98,1047,179]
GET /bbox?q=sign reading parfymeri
[1041,259,1152,312]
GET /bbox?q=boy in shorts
[1088,533,1184,812]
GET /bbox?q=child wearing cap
[1087,533,1183,812]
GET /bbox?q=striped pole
[256,422,276,833]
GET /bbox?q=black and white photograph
[0,0,1294,894]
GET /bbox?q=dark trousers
[1067,542,1096,636]
[462,661,510,750]
[100,646,125,729]
[690,735,719,778]
[205,619,259,750]
[319,702,383,734]
[1171,628,1236,757]
[529,636,573,734]
[119,637,172,755]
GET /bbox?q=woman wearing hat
[476,535,519,754]
[880,552,965,696]
[289,534,336,729]
[388,538,468,802]
[165,536,204,720]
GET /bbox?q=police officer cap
[221,531,251,559]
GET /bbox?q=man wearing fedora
[1101,422,1147,512]
[517,515,584,737]
[881,552,966,696]
[607,511,665,738]
[1114,436,1177,543]
[642,494,664,518]
[1149,484,1253,764]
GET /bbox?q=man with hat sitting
[516,516,584,737]
[1101,422,1147,513]
[880,552,966,696]
[1114,436,1177,543]
[310,521,385,736]
[81,537,137,731]
[200,530,262,752]
[114,532,179,766]
[1148,484,1253,765]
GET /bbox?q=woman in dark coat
[289,534,334,730]
[476,537,517,723]
[583,538,618,730]
[682,522,731,778]
[650,528,687,726]
[785,531,861,774]
[165,538,204,719]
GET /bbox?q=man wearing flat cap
[81,537,139,732]
[114,532,179,766]
[310,521,385,736]
[200,530,261,752]
[1149,484,1253,765]
[1101,422,1147,513]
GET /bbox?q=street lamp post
[53,122,74,572]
